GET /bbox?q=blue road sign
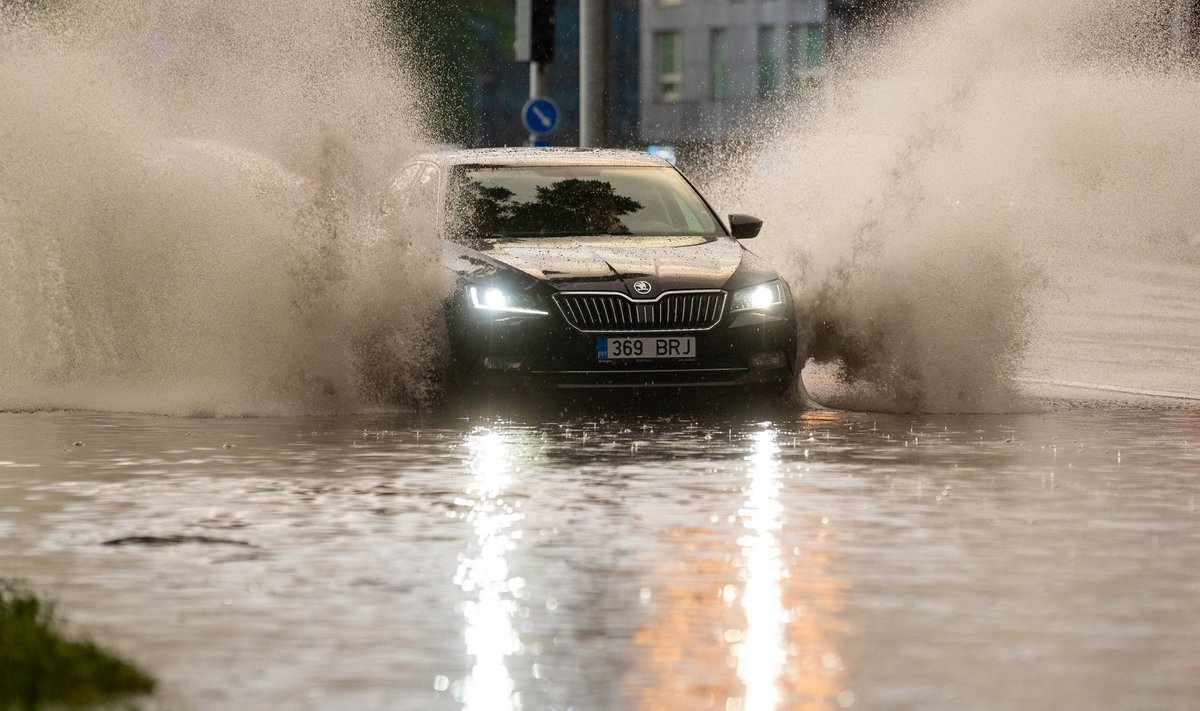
[522,97,560,136]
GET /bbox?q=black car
[393,148,800,392]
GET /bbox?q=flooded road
[3,0,1200,707]
[2,402,1198,710]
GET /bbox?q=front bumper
[448,304,798,390]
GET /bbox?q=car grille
[553,291,726,333]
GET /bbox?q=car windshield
[447,165,722,239]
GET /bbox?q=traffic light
[530,0,555,63]
[515,0,555,64]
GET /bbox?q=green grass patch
[0,580,155,710]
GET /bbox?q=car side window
[413,164,439,213]
[380,163,423,220]
[378,162,441,243]
[392,163,422,193]
[395,163,438,210]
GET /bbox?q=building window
[757,26,778,98]
[788,23,827,76]
[709,28,728,102]
[657,31,682,102]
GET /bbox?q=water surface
[2,405,1197,710]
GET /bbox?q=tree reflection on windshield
[452,178,644,238]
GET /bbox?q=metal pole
[579,0,608,147]
[1184,0,1200,59]
[1171,0,1187,57]
[530,61,547,145]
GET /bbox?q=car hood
[446,235,746,294]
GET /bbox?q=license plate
[597,336,696,360]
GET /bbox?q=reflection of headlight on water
[736,428,785,711]
[462,430,514,499]
[455,429,525,711]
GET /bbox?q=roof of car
[410,147,672,168]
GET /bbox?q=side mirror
[729,213,763,240]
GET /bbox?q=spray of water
[720,0,1200,412]
[0,0,449,415]
[5,0,1196,416]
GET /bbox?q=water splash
[0,0,447,415]
[718,0,1200,412]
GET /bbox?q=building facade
[1171,0,1200,58]
[641,0,1200,147]
[639,0,834,144]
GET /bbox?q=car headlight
[730,280,784,312]
[467,285,548,316]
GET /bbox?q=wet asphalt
[1,398,1198,710]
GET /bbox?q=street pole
[530,61,547,145]
[1171,0,1187,57]
[518,0,555,145]
[579,0,608,147]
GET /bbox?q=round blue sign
[522,97,560,136]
